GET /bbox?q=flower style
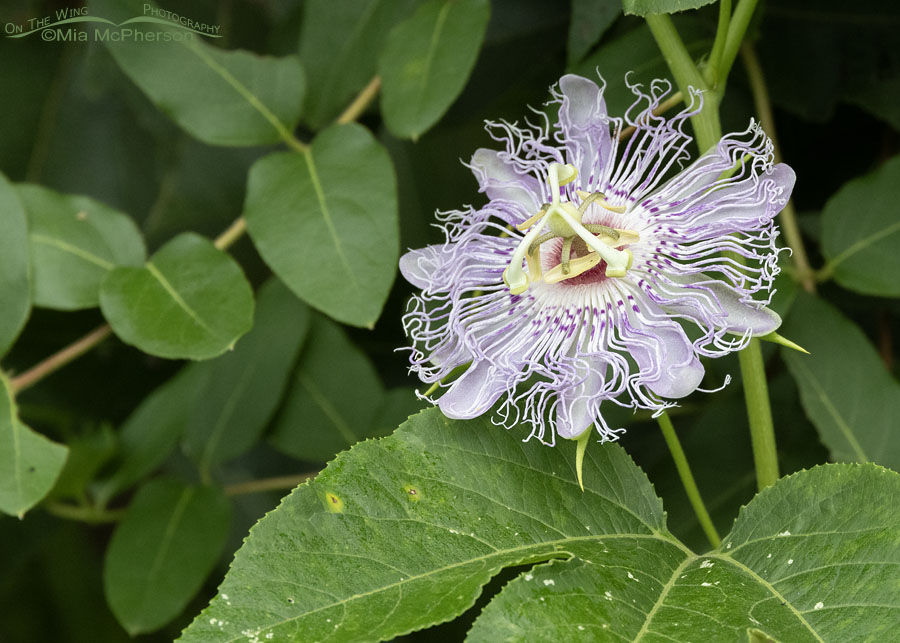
[400,74,795,447]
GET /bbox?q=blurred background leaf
[244,124,398,328]
[99,233,255,360]
[18,184,146,310]
[379,0,490,140]
[103,478,231,634]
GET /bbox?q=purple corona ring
[400,74,795,446]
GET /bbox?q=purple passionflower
[400,74,794,446]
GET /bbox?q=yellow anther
[516,204,549,232]
[543,253,603,284]
[575,189,627,214]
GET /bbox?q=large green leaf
[180,408,665,641]
[623,0,716,16]
[781,293,900,470]
[0,174,30,356]
[299,0,417,129]
[180,410,900,641]
[0,373,68,517]
[269,315,387,462]
[94,364,207,505]
[469,463,900,641]
[568,0,621,63]
[90,0,305,147]
[244,124,398,328]
[378,0,490,140]
[16,184,145,310]
[104,479,231,635]
[99,232,254,360]
[183,278,311,474]
[821,155,900,296]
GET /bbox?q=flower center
[501,163,639,295]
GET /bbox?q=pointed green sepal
[759,330,809,354]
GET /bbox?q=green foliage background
[0,0,898,640]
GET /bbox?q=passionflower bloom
[400,74,794,449]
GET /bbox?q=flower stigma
[501,163,638,294]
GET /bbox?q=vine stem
[44,473,318,523]
[739,340,779,489]
[337,76,381,124]
[741,42,816,293]
[10,324,113,393]
[9,215,250,394]
[7,78,385,393]
[657,412,721,549]
[647,3,780,492]
[224,472,316,496]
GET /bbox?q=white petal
[437,360,509,419]
[556,366,603,439]
[622,295,704,399]
[557,74,612,190]
[399,245,444,289]
[469,149,541,213]
[661,273,782,336]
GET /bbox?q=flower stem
[717,0,760,83]
[740,42,817,293]
[739,340,779,489]
[644,13,721,152]
[647,4,781,493]
[704,0,732,88]
[657,412,721,549]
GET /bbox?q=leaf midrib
[297,372,358,445]
[135,488,195,624]
[300,147,362,297]
[411,1,452,119]
[31,233,114,271]
[217,532,676,642]
[789,358,868,462]
[145,262,215,335]
[826,217,900,275]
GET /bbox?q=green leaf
[51,423,116,500]
[183,278,311,473]
[244,124,398,327]
[99,232,254,360]
[104,479,231,635]
[269,315,386,462]
[821,155,900,296]
[470,463,900,641]
[568,0,621,63]
[623,0,716,15]
[0,373,68,517]
[181,408,667,641]
[781,293,900,470]
[378,0,490,140]
[90,0,305,147]
[94,365,207,505]
[16,184,145,310]
[571,18,712,115]
[0,173,30,356]
[180,410,900,641]
[299,0,417,129]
